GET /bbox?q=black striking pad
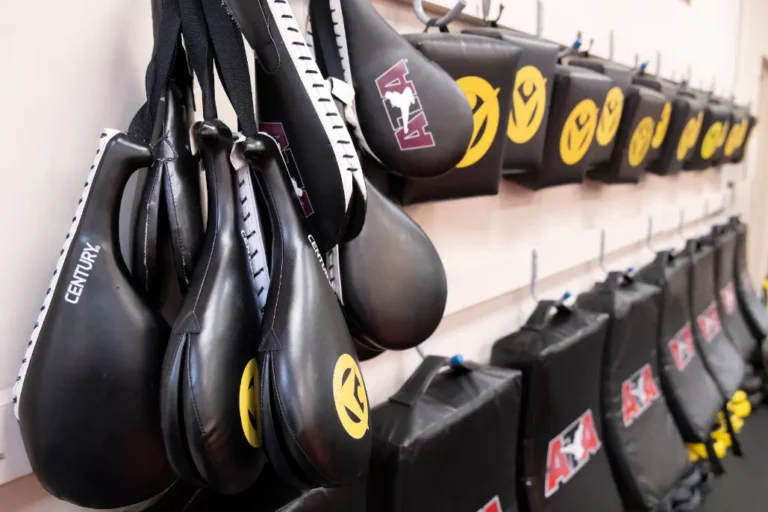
[15,132,174,508]
[368,356,522,512]
[637,251,723,444]
[243,134,371,488]
[396,33,521,204]
[730,217,768,344]
[577,274,690,510]
[629,77,672,166]
[569,59,633,167]
[711,224,758,360]
[685,237,745,397]
[160,120,265,494]
[325,0,474,178]
[491,303,623,511]
[529,65,613,189]
[684,98,732,170]
[224,0,366,253]
[589,83,667,183]
[731,114,757,164]
[340,168,447,351]
[462,28,559,176]
[723,105,750,163]
[133,70,203,306]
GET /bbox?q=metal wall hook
[678,209,686,242]
[482,0,504,26]
[536,0,544,37]
[415,345,427,360]
[647,217,655,252]
[599,229,608,275]
[413,0,466,28]
[531,249,540,302]
[558,31,583,59]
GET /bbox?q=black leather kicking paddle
[244,134,372,489]
[223,0,367,253]
[15,132,174,509]
[309,0,474,179]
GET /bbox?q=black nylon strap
[309,0,345,82]
[704,439,725,476]
[722,406,744,457]
[128,0,183,143]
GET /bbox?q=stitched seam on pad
[187,338,221,484]
[271,361,335,483]
[260,176,284,341]
[143,169,160,288]
[166,161,190,282]
[190,163,218,313]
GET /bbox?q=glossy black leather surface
[134,80,202,302]
[19,133,174,508]
[244,134,372,487]
[731,218,768,341]
[224,0,365,252]
[337,0,474,178]
[340,175,447,350]
[160,120,265,494]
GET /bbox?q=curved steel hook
[413,0,467,28]
[647,217,655,252]
[599,229,608,275]
[531,249,540,302]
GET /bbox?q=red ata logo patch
[621,363,661,427]
[375,59,436,151]
[721,282,737,315]
[696,302,722,343]
[668,322,696,371]
[545,409,602,498]
[478,496,502,512]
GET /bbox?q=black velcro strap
[705,440,725,476]
[309,0,345,82]
[179,0,218,119]
[723,405,744,457]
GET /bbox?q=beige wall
[1,0,767,509]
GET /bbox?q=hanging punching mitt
[223,0,366,252]
[14,132,174,509]
[243,134,372,488]
[309,0,474,178]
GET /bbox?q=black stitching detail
[337,140,352,145]
[281,14,292,18]
[239,180,244,187]
[330,277,335,282]
[246,230,256,239]
[16,376,20,381]
[347,167,357,172]
[250,248,258,258]
[84,182,89,187]
[243,213,251,222]
[34,322,39,328]
[299,56,311,60]
[254,268,264,277]
[13,397,17,404]
[39,305,45,311]
[258,286,265,296]
[318,98,331,102]
[241,197,247,204]
[100,133,107,138]
[343,154,355,158]
[306,69,318,74]
[53,270,57,276]
[22,358,27,363]
[292,42,305,46]
[312,84,324,88]
[47,288,51,294]
[288,27,299,32]
[79,198,83,204]
[65,233,70,239]
[326,112,339,117]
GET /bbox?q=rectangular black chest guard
[491,303,623,512]
[577,274,690,510]
[367,356,523,512]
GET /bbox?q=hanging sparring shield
[462,28,559,179]
[630,77,673,166]
[711,224,759,361]
[730,217,768,343]
[395,33,522,204]
[731,115,757,164]
[14,132,174,509]
[532,65,613,189]
[588,83,668,183]
[569,59,633,168]
[368,356,522,512]
[636,252,723,445]
[685,237,745,397]
[491,303,623,511]
[576,273,690,510]
[684,98,732,171]
[723,106,750,163]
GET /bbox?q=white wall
[0,0,766,509]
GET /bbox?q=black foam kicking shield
[243,134,371,488]
[730,217,768,342]
[462,28,559,176]
[684,98,732,170]
[629,77,672,166]
[646,88,705,175]
[224,0,366,253]
[310,0,473,178]
[532,65,613,189]
[569,59,633,167]
[588,83,667,183]
[731,114,757,164]
[685,237,745,397]
[576,274,690,510]
[395,34,521,204]
[723,105,750,163]
[711,224,758,360]
[133,61,203,306]
[339,166,447,352]
[15,132,174,508]
[160,120,266,494]
[636,251,722,444]
[368,356,522,512]
[491,303,623,511]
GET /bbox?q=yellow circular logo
[507,65,547,145]
[676,113,701,161]
[596,87,625,146]
[628,116,656,167]
[332,353,369,440]
[652,101,672,149]
[725,118,749,157]
[455,76,500,169]
[700,121,723,160]
[239,358,262,448]
[560,99,599,165]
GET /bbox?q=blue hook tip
[639,62,648,72]
[573,39,582,50]
[627,266,635,273]
[561,291,572,301]
[450,354,465,367]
